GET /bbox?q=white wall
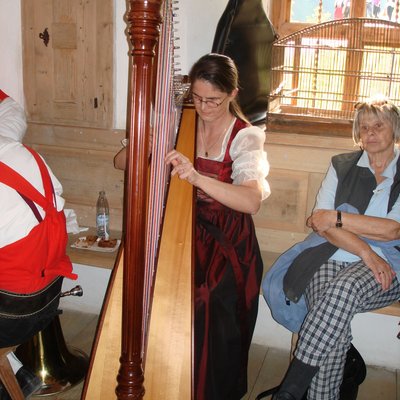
[61,264,111,315]
[0,0,24,106]
[178,0,269,72]
[178,0,226,72]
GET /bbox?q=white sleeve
[314,162,338,211]
[387,194,400,222]
[0,143,65,248]
[230,125,271,200]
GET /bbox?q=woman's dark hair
[189,53,248,122]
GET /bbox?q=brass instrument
[16,286,89,396]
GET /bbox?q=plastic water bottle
[96,190,110,239]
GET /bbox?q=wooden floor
[29,310,399,400]
[244,344,400,400]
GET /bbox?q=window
[271,0,400,36]
[268,1,400,135]
[290,1,399,23]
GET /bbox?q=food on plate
[86,235,99,246]
[98,238,118,248]
[73,235,98,248]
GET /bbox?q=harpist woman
[166,53,270,400]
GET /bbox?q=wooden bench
[372,301,400,318]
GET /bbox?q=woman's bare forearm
[195,173,262,214]
[308,209,400,241]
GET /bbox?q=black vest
[333,150,400,213]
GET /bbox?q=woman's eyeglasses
[191,93,228,109]
[359,122,386,135]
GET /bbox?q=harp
[81,1,195,399]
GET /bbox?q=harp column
[116,1,162,399]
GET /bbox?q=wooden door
[21,0,113,128]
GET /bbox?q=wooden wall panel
[307,172,327,214]
[24,123,125,231]
[21,0,113,128]
[266,143,344,173]
[257,132,355,274]
[22,0,54,121]
[255,169,309,232]
[256,227,308,255]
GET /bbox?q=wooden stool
[0,346,24,400]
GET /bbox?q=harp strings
[142,0,183,350]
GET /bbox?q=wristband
[336,210,343,228]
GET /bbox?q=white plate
[71,236,121,253]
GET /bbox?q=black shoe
[255,385,280,399]
[273,391,297,400]
[0,367,42,400]
[16,366,42,398]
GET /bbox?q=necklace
[199,118,233,158]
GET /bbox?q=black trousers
[0,277,63,347]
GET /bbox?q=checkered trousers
[294,260,400,400]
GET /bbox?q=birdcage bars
[268,18,400,129]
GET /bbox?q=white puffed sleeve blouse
[206,120,271,200]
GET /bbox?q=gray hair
[353,95,400,145]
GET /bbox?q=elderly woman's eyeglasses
[359,122,386,135]
[191,93,228,109]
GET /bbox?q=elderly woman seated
[263,95,400,400]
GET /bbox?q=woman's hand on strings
[165,150,199,185]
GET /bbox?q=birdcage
[267,18,400,134]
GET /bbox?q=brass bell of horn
[15,285,89,396]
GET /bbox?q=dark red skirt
[195,201,263,400]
